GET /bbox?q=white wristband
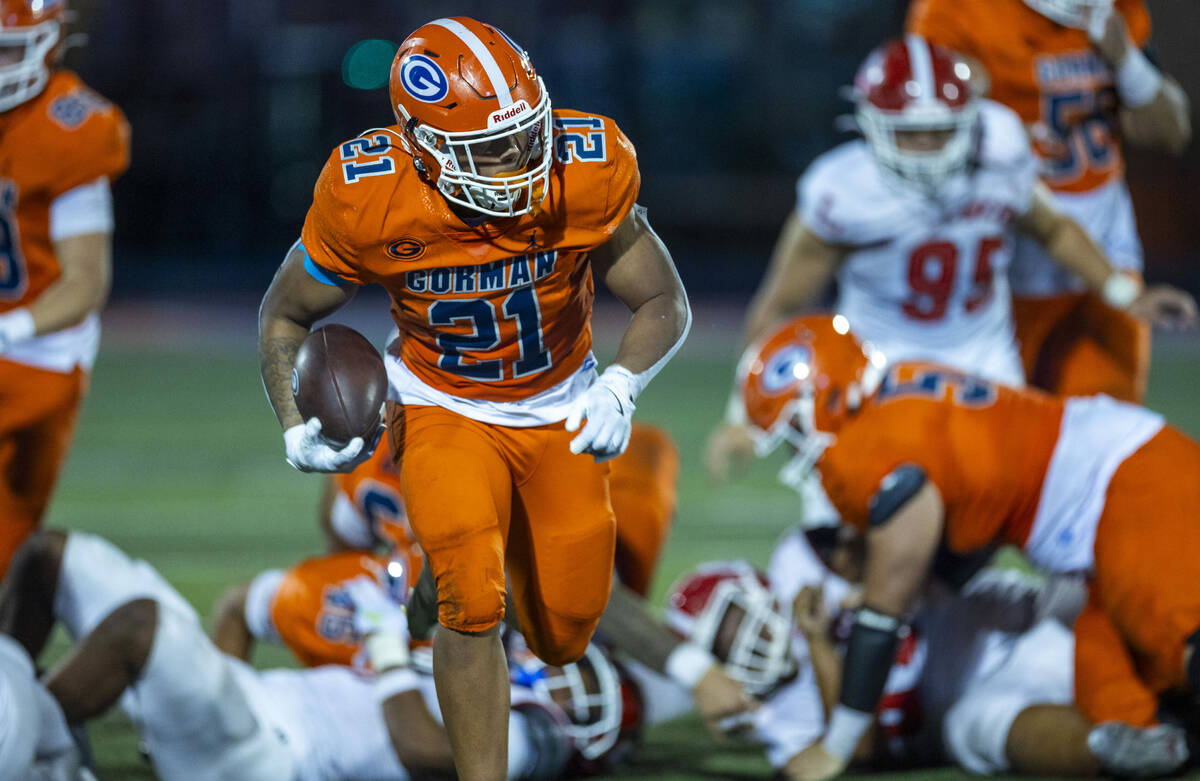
[365,632,410,672]
[0,308,35,344]
[1115,46,1162,108]
[1101,272,1142,310]
[665,642,718,689]
[723,388,747,425]
[822,705,873,762]
[374,666,420,702]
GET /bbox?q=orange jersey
[300,109,639,402]
[330,438,420,559]
[0,71,129,310]
[819,362,1063,554]
[268,550,397,669]
[908,0,1151,193]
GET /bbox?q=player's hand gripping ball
[287,324,388,473]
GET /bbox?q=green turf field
[40,301,1200,780]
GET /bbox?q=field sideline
[40,298,1200,780]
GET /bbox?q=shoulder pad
[867,464,927,527]
[798,142,903,245]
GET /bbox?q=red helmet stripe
[903,34,936,105]
[430,17,514,107]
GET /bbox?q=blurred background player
[0,529,576,781]
[738,315,1192,780]
[703,34,1193,488]
[0,0,129,577]
[258,17,690,780]
[908,0,1192,401]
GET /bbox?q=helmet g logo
[399,54,449,103]
[761,346,811,394]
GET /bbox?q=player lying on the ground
[909,0,1192,401]
[212,422,757,741]
[738,313,1193,780]
[664,527,1165,779]
[0,633,90,781]
[0,529,576,781]
[704,34,1195,486]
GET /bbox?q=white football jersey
[799,100,1037,386]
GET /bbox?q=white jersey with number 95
[798,100,1038,387]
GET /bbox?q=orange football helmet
[739,314,886,490]
[389,17,552,218]
[0,0,64,112]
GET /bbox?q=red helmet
[738,314,886,491]
[853,35,978,191]
[389,17,552,218]
[0,0,64,112]
[665,561,796,696]
[507,634,643,771]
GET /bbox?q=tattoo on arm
[259,335,302,429]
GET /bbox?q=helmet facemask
[1022,0,1113,29]
[857,99,979,194]
[516,644,624,761]
[0,19,58,113]
[690,576,796,696]
[400,84,553,218]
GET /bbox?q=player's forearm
[382,689,456,773]
[1039,216,1118,292]
[806,636,843,715]
[597,581,690,673]
[611,287,690,376]
[210,584,255,662]
[1121,77,1191,155]
[258,317,306,430]
[29,233,111,335]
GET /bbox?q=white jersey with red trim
[799,100,1036,386]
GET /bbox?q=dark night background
[61,0,1200,299]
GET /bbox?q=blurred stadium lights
[342,39,397,91]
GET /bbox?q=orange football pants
[610,423,678,597]
[1074,426,1200,726]
[1013,293,1149,402]
[393,403,615,665]
[0,361,86,579]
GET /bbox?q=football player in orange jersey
[738,314,1194,780]
[257,18,690,779]
[0,0,129,577]
[907,0,1192,402]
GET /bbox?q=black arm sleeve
[837,607,903,714]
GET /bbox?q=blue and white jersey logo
[399,54,449,103]
[762,346,811,394]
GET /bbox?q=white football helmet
[0,0,64,113]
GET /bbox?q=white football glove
[343,574,411,670]
[0,308,34,353]
[283,417,375,473]
[565,366,637,463]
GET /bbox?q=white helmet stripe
[430,17,514,108]
[904,33,936,104]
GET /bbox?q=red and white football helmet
[507,635,643,771]
[389,17,552,218]
[0,0,64,113]
[1023,0,1113,29]
[738,314,886,492]
[853,35,978,191]
[665,561,796,696]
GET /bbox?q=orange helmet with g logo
[739,315,887,489]
[389,17,552,218]
[0,0,65,112]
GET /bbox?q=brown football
[292,324,388,447]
